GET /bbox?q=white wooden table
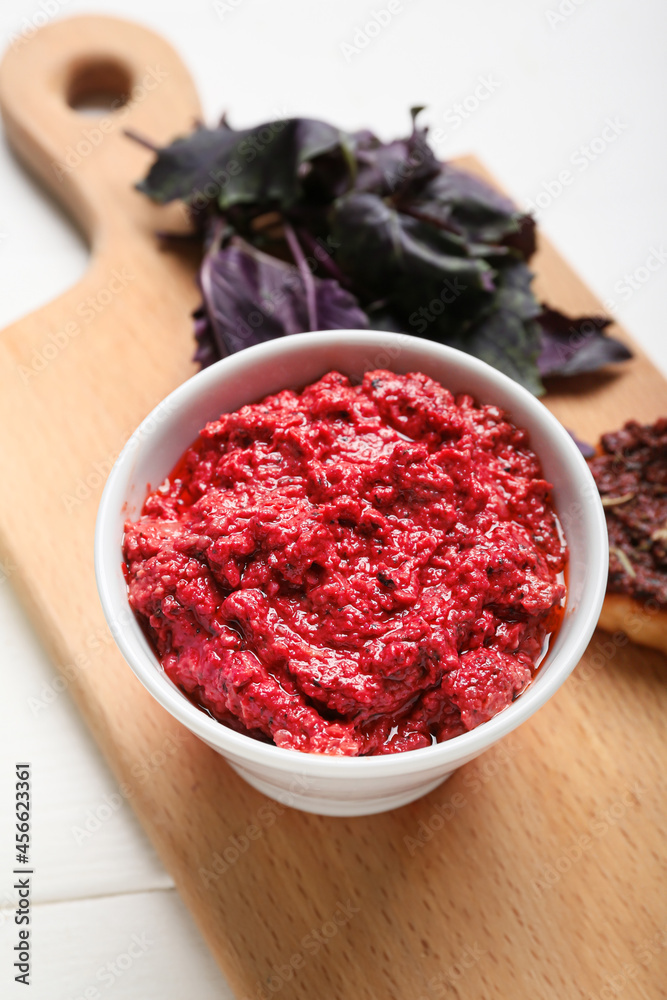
[1,0,665,996]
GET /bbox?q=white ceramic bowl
[95,330,607,816]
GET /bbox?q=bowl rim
[95,330,608,777]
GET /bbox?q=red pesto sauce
[123,371,567,756]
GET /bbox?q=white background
[1,1,666,997]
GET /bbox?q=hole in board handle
[67,58,132,116]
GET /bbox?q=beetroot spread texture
[123,371,567,756]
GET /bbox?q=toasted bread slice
[598,592,667,656]
[587,418,667,657]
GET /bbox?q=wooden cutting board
[1,15,665,1000]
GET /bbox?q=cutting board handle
[0,15,201,248]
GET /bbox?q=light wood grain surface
[0,578,232,998]
[0,15,665,1000]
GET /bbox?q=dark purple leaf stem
[284,221,318,330]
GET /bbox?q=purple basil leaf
[331,191,494,295]
[133,106,632,392]
[330,191,502,351]
[136,118,354,212]
[567,429,596,458]
[444,262,544,395]
[538,306,633,377]
[352,107,440,197]
[199,239,368,357]
[405,164,536,258]
[193,305,220,369]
